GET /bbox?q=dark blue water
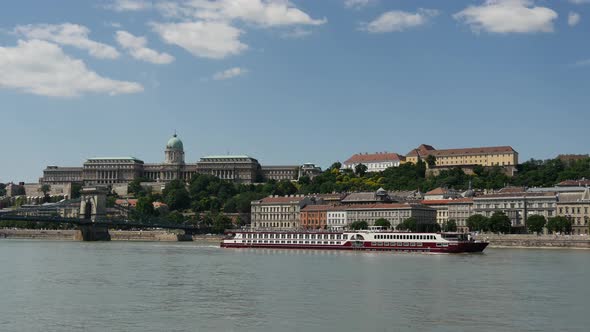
[0,240,587,331]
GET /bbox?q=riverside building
[556,188,590,235]
[473,191,557,231]
[250,195,314,230]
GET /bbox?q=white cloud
[281,27,312,39]
[453,0,558,34]
[0,39,143,97]
[568,12,581,26]
[344,0,376,9]
[14,23,120,59]
[154,0,326,26]
[115,30,174,64]
[361,9,439,33]
[152,21,247,59]
[213,67,248,80]
[106,0,152,12]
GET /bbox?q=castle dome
[166,134,183,150]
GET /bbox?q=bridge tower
[79,186,108,221]
[76,186,110,241]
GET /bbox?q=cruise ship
[221,230,488,253]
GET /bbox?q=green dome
[166,134,184,150]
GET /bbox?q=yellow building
[406,144,518,168]
[557,188,590,235]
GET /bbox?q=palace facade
[40,134,320,186]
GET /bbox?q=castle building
[40,134,318,186]
[406,144,518,176]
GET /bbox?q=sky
[1,0,589,183]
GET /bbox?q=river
[0,240,587,331]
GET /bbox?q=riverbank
[474,234,590,249]
[2,229,589,249]
[0,229,223,242]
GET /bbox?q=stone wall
[0,229,222,242]
[474,234,590,248]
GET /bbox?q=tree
[274,180,297,196]
[0,183,6,197]
[374,218,391,229]
[349,220,368,230]
[397,217,417,232]
[70,183,82,199]
[354,164,368,177]
[489,211,511,234]
[443,219,458,232]
[329,162,342,170]
[466,214,489,232]
[546,216,572,234]
[298,176,311,185]
[425,155,437,168]
[167,211,185,224]
[39,184,51,202]
[163,179,190,211]
[212,214,234,234]
[135,196,156,217]
[526,215,546,235]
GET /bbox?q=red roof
[346,203,428,210]
[115,199,138,207]
[407,144,515,157]
[301,205,342,212]
[257,196,307,204]
[557,179,590,187]
[424,187,448,196]
[448,198,474,204]
[421,199,454,205]
[344,152,405,165]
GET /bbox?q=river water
[0,240,588,332]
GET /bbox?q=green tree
[526,215,546,235]
[546,216,572,234]
[425,155,437,168]
[163,179,190,211]
[0,183,7,197]
[167,211,185,224]
[298,175,311,185]
[212,214,234,234]
[127,177,151,197]
[135,196,155,217]
[354,164,368,177]
[349,220,368,230]
[274,180,297,196]
[397,217,417,232]
[329,162,342,170]
[70,183,82,199]
[489,211,511,234]
[466,214,489,232]
[443,219,458,232]
[374,218,391,229]
[39,184,51,202]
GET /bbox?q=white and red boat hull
[221,231,488,254]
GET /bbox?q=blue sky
[1,0,589,183]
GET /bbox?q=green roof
[166,134,184,150]
[202,155,253,159]
[87,157,143,162]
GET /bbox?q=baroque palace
[40,134,321,186]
